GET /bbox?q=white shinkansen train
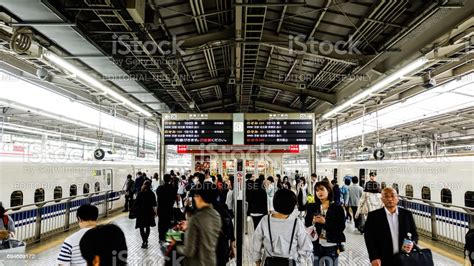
[315,155,474,207]
[0,157,159,210]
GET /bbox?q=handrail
[4,190,125,244]
[399,196,474,213]
[399,196,473,251]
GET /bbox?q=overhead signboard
[244,113,314,145]
[163,113,233,145]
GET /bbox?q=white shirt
[57,227,92,265]
[384,207,399,255]
[226,189,234,211]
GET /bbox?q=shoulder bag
[264,216,298,266]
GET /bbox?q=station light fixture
[43,51,153,117]
[322,57,427,120]
[1,124,61,138]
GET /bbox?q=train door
[104,169,113,209]
[104,169,113,191]
[359,169,366,187]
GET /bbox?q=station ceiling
[0,0,473,148]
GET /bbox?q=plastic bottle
[402,232,413,253]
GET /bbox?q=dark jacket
[333,185,342,205]
[305,202,346,245]
[248,180,268,215]
[134,190,157,228]
[214,204,235,266]
[135,176,145,194]
[156,183,177,218]
[176,205,222,266]
[125,178,135,194]
[364,207,419,266]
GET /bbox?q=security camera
[36,68,49,80]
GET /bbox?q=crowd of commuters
[18,169,418,265]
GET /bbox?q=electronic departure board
[164,120,233,145]
[245,119,313,144]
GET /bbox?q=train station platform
[23,210,463,266]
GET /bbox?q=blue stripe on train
[11,192,122,227]
[399,200,470,228]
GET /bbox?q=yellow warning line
[418,239,465,264]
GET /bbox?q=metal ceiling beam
[262,45,274,79]
[422,121,466,134]
[181,30,233,49]
[184,78,225,91]
[306,0,332,42]
[256,79,336,105]
[259,36,362,65]
[235,0,243,111]
[255,101,299,113]
[198,98,234,109]
[276,3,287,33]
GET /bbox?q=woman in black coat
[305,180,345,266]
[135,180,157,248]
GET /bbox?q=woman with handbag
[355,181,383,233]
[305,181,346,266]
[252,189,313,266]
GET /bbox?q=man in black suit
[156,174,178,244]
[364,187,418,266]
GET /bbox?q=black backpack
[466,229,474,263]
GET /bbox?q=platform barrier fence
[5,190,124,245]
[400,196,474,251]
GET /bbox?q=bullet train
[315,155,474,208]
[0,157,159,210]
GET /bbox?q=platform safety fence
[4,190,124,245]
[399,196,474,251]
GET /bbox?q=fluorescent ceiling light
[0,72,158,143]
[322,57,427,119]
[317,72,474,145]
[1,124,61,138]
[43,51,152,117]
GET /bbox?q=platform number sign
[94,148,105,160]
[373,149,385,160]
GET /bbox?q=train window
[465,192,474,207]
[54,186,62,202]
[70,185,77,196]
[422,186,431,200]
[406,185,414,198]
[359,169,366,187]
[34,188,45,204]
[95,182,100,192]
[83,183,90,194]
[107,173,111,185]
[441,189,452,204]
[10,191,23,208]
[392,183,399,194]
[381,182,386,189]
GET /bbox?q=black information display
[245,119,313,144]
[164,120,233,145]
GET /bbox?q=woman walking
[135,180,157,248]
[305,181,346,266]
